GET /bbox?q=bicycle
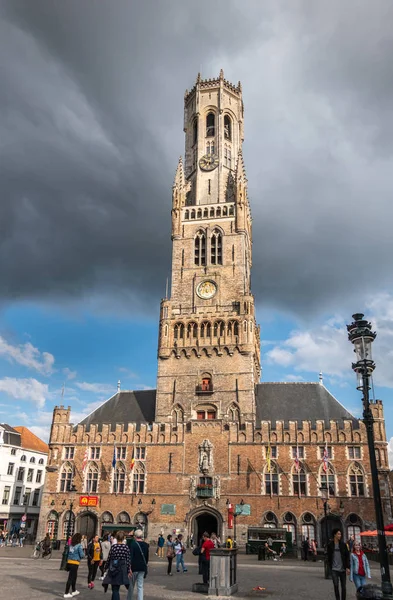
[32,541,52,559]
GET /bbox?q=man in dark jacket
[127,529,149,600]
[327,528,350,600]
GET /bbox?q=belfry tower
[155,70,260,423]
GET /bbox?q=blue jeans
[176,553,187,572]
[127,571,144,600]
[353,575,367,590]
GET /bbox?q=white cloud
[0,377,48,409]
[118,367,139,379]
[0,336,54,375]
[63,367,77,380]
[29,425,50,443]
[75,381,114,395]
[284,374,304,382]
[388,437,393,469]
[266,294,393,389]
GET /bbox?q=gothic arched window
[229,403,240,421]
[185,210,189,220]
[132,463,146,494]
[203,208,208,218]
[320,464,336,496]
[265,464,279,496]
[214,321,224,337]
[216,207,221,217]
[85,462,99,494]
[113,462,126,494]
[187,322,197,339]
[349,464,365,497]
[292,467,307,496]
[59,462,74,493]
[224,115,232,140]
[211,229,222,265]
[46,511,59,540]
[200,322,211,338]
[174,323,184,340]
[62,510,75,539]
[173,405,184,424]
[223,206,228,216]
[194,230,206,266]
[206,112,215,137]
[197,209,202,219]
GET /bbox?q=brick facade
[38,72,392,548]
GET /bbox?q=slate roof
[77,390,156,432]
[255,382,358,429]
[76,383,358,431]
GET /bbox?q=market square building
[38,71,392,549]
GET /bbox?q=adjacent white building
[0,424,48,538]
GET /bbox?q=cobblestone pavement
[0,547,379,599]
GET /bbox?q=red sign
[79,496,99,507]
[228,504,234,529]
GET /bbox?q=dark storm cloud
[1,0,393,318]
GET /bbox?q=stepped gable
[76,390,156,431]
[255,382,359,429]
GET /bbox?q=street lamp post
[319,484,330,579]
[233,499,244,548]
[60,484,77,571]
[347,313,393,599]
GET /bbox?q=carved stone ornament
[199,439,213,474]
[190,475,197,500]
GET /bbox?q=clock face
[199,154,219,171]
[197,280,217,300]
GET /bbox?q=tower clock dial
[199,154,219,171]
[197,280,217,300]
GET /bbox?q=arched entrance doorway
[78,512,97,540]
[320,514,342,547]
[195,513,218,543]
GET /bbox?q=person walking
[200,532,214,585]
[102,531,131,600]
[100,534,111,579]
[311,539,317,562]
[166,534,175,576]
[127,529,149,600]
[174,533,187,573]
[327,528,350,600]
[81,535,88,556]
[64,532,84,599]
[87,534,102,589]
[350,541,371,590]
[302,537,309,561]
[157,533,165,558]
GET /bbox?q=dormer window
[206,113,215,137]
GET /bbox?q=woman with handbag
[174,533,187,573]
[166,534,175,576]
[102,531,131,600]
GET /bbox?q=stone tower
[155,71,260,423]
